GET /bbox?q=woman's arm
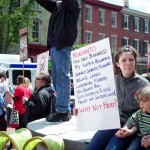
[115,126,138,138]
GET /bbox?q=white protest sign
[71,38,120,132]
[37,51,49,75]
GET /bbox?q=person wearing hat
[23,73,55,127]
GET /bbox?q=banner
[71,38,120,132]
[147,43,150,68]
[37,51,49,75]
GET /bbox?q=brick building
[81,0,150,74]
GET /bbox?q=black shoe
[46,111,71,122]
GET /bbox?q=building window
[32,21,40,43]
[111,12,117,27]
[143,40,149,56]
[134,17,139,32]
[85,31,92,43]
[99,9,105,25]
[99,33,106,40]
[122,37,129,46]
[144,19,149,33]
[133,39,139,53]
[85,5,92,23]
[123,14,129,29]
[111,35,117,52]
[33,1,39,10]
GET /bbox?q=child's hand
[73,108,78,116]
[141,135,150,148]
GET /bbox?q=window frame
[134,17,139,32]
[99,9,105,26]
[32,20,40,43]
[123,14,129,29]
[111,11,117,28]
[85,31,93,44]
[85,5,92,23]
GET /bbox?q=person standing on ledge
[35,0,81,122]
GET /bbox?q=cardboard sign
[19,27,28,61]
[37,51,49,75]
[71,38,120,132]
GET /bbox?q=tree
[0,0,35,53]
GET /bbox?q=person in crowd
[141,73,150,82]
[0,72,7,97]
[23,73,55,127]
[35,0,81,122]
[24,77,33,93]
[116,86,150,150]
[13,75,32,129]
[0,95,7,131]
[79,45,150,150]
[0,73,13,125]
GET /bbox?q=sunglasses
[36,77,43,80]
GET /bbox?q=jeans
[86,129,136,150]
[50,46,71,113]
[128,137,150,150]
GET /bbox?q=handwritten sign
[37,51,49,75]
[19,27,28,61]
[71,38,120,132]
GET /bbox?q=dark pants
[128,137,150,150]
[86,129,136,150]
[16,114,25,129]
[0,112,7,131]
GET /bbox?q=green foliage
[0,0,36,53]
[73,43,88,50]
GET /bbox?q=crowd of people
[1,0,150,149]
[0,72,56,131]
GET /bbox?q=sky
[101,0,150,14]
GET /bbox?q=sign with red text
[71,38,120,132]
[147,43,150,68]
[37,51,49,75]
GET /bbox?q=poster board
[71,38,120,132]
[19,27,28,61]
[37,51,49,75]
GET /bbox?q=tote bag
[9,107,19,128]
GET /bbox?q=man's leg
[47,46,71,122]
[86,129,117,150]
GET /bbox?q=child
[116,86,150,150]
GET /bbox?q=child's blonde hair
[136,86,150,102]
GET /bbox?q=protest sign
[71,38,120,132]
[37,51,49,75]
[147,43,150,68]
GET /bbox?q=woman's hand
[22,96,28,104]
[73,108,78,116]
